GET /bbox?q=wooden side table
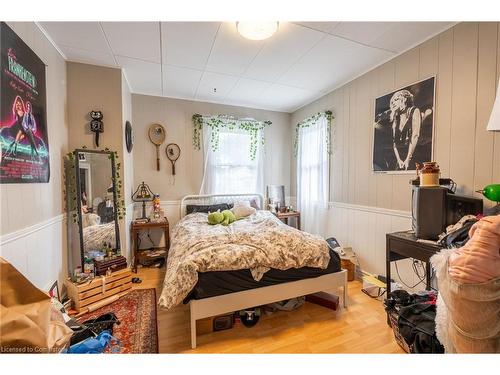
[273,211,301,230]
[130,218,170,273]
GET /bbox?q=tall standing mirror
[67,149,121,273]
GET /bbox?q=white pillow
[232,201,256,219]
[82,213,101,228]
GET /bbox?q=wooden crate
[66,268,132,313]
[341,258,355,281]
[196,317,214,335]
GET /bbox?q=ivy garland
[192,114,271,160]
[293,110,333,157]
[64,148,126,224]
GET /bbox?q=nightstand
[273,211,301,230]
[130,218,170,273]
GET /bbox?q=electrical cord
[394,259,427,289]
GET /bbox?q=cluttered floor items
[70,289,159,353]
[384,289,444,353]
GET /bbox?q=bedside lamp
[132,181,155,220]
[487,79,500,131]
[480,81,500,214]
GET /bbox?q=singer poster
[0,22,49,183]
[373,76,435,173]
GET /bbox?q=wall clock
[125,121,133,153]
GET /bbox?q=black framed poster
[0,22,50,183]
[372,76,435,173]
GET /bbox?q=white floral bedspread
[158,210,330,309]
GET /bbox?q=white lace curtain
[296,113,330,235]
[200,124,264,196]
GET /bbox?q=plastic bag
[67,331,119,354]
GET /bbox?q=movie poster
[0,22,49,183]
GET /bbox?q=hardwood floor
[133,267,405,353]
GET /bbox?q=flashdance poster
[0,22,50,183]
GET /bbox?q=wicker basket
[387,309,411,353]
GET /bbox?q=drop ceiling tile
[331,22,398,50]
[278,34,393,92]
[225,78,272,106]
[295,22,340,34]
[161,22,220,70]
[205,22,264,76]
[256,84,319,112]
[62,45,117,67]
[243,23,324,82]
[101,22,161,63]
[195,71,238,102]
[39,22,110,53]
[369,22,453,53]
[162,65,203,100]
[116,56,162,96]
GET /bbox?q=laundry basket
[386,307,411,353]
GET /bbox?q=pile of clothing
[384,289,444,353]
[431,215,500,353]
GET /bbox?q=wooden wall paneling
[331,90,344,202]
[354,75,372,206]
[392,48,420,211]
[367,70,379,207]
[418,37,439,78]
[375,62,395,209]
[342,86,351,203]
[474,23,498,207]
[494,25,500,184]
[418,35,439,180]
[449,23,479,195]
[348,83,357,204]
[434,28,454,179]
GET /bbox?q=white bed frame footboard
[189,269,348,348]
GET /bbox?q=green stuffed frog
[207,209,235,226]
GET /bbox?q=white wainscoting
[325,202,426,292]
[0,200,421,294]
[0,214,67,291]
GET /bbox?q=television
[412,186,483,240]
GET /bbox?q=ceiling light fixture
[236,22,279,41]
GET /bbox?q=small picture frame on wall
[372,76,435,174]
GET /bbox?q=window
[296,113,330,234]
[200,126,263,195]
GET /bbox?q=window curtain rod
[192,113,272,160]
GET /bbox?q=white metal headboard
[180,193,264,218]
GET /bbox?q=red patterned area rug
[77,288,158,353]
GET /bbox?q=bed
[159,194,348,348]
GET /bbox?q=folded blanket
[158,211,330,309]
[448,215,500,283]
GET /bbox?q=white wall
[131,94,292,225]
[121,73,134,262]
[0,22,69,290]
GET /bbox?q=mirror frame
[74,149,121,266]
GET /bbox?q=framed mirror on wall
[67,149,121,274]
